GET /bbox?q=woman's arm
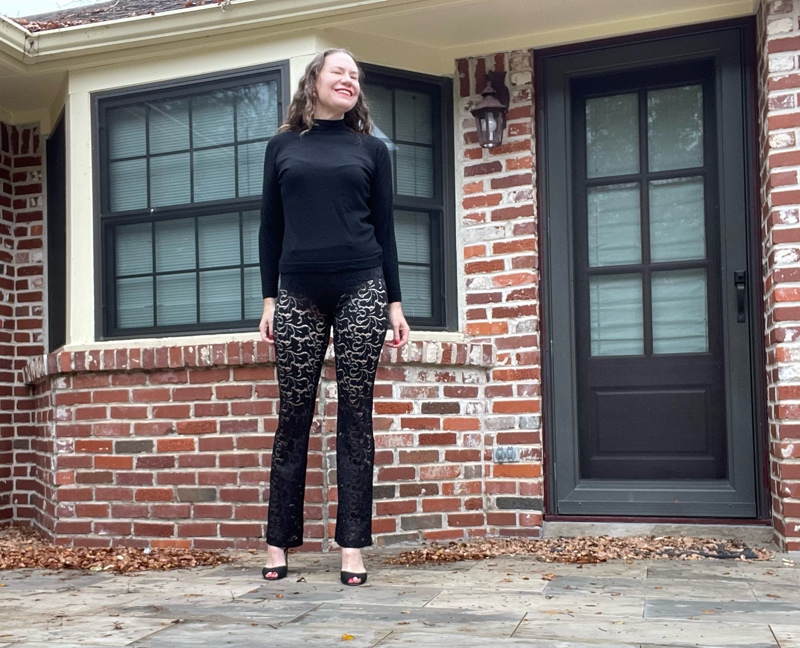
[259,139,284,344]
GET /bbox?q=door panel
[539,24,761,518]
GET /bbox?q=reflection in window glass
[648,85,704,172]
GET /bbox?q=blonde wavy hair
[279,49,373,135]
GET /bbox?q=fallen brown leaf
[0,527,230,574]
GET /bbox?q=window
[364,66,455,329]
[96,65,286,337]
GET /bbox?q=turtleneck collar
[311,118,350,132]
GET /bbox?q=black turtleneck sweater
[259,119,402,303]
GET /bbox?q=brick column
[760,0,800,551]
[455,51,543,537]
[0,122,14,525]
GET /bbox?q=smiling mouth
[335,89,353,97]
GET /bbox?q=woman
[258,49,410,586]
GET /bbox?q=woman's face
[314,52,360,119]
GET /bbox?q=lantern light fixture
[471,71,510,149]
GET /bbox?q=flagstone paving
[0,547,798,647]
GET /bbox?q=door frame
[535,18,770,520]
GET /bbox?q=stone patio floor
[1,546,799,647]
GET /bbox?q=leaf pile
[0,527,231,574]
[386,536,773,566]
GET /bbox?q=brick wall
[0,122,13,524]
[24,341,493,549]
[0,123,46,528]
[760,0,800,552]
[455,51,543,536]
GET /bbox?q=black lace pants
[266,267,388,549]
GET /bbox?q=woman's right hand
[259,298,276,344]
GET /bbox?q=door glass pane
[588,183,641,267]
[149,99,189,155]
[650,177,706,262]
[200,269,241,322]
[117,277,153,329]
[151,153,190,207]
[648,85,703,172]
[157,273,196,326]
[590,274,643,356]
[116,223,152,276]
[199,213,239,269]
[155,219,195,272]
[110,159,147,212]
[652,270,708,354]
[586,94,639,178]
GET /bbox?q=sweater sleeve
[369,139,402,303]
[259,137,284,299]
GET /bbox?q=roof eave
[19,0,397,64]
[0,14,31,67]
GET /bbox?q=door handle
[734,271,746,323]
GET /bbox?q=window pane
[116,223,152,276]
[396,144,433,197]
[652,270,708,354]
[244,266,261,319]
[149,99,189,154]
[238,141,268,197]
[588,183,641,267]
[650,177,706,262]
[367,85,394,140]
[117,277,153,329]
[193,92,235,147]
[200,269,241,322]
[194,147,236,202]
[399,265,432,319]
[590,274,643,356]
[395,90,432,144]
[395,210,430,264]
[199,213,240,269]
[648,85,703,172]
[586,94,639,178]
[242,210,260,265]
[157,273,196,326]
[110,159,147,212]
[108,106,146,159]
[155,219,195,272]
[151,153,190,207]
[237,82,279,141]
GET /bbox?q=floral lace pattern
[266,268,388,549]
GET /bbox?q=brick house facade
[1,0,799,552]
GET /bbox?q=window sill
[24,332,493,384]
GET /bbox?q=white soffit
[333,0,760,56]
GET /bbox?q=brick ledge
[24,339,495,384]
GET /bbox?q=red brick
[157,438,196,453]
[135,488,173,502]
[176,420,217,435]
[134,521,175,537]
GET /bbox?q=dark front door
[539,23,764,517]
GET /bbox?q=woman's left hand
[387,302,410,349]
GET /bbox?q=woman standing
[258,49,410,586]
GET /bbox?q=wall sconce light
[471,71,509,149]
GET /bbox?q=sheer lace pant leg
[331,274,388,548]
[266,290,331,548]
